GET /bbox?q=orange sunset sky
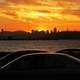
[0,0,80,32]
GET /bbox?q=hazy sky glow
[0,0,80,31]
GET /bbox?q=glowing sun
[35,26,47,31]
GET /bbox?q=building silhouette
[0,28,80,40]
[53,27,57,33]
[1,29,4,33]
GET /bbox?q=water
[0,40,80,52]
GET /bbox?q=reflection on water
[0,40,80,52]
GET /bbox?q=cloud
[6,0,37,4]
[0,0,80,23]
[4,12,16,17]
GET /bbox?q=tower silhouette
[54,27,57,33]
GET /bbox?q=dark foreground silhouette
[56,48,80,59]
[0,49,80,79]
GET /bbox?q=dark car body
[0,50,47,68]
[0,50,80,79]
[0,53,80,74]
[56,48,80,59]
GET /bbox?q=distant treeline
[0,30,80,40]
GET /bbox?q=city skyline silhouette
[0,27,80,40]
